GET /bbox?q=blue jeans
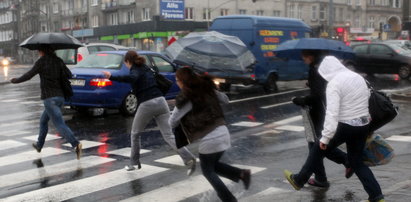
[295,123,383,201]
[37,96,79,148]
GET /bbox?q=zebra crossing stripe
[231,121,264,127]
[23,134,61,141]
[264,115,302,128]
[0,140,26,152]
[275,125,305,132]
[1,164,168,202]
[0,120,38,129]
[154,155,199,166]
[0,156,115,189]
[0,147,70,167]
[239,187,292,202]
[106,147,150,157]
[0,130,31,137]
[386,135,411,142]
[63,140,104,149]
[120,164,266,202]
[0,99,20,103]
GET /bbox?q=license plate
[69,79,85,86]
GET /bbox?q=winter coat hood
[318,56,350,82]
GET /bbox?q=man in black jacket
[291,50,352,187]
[10,46,82,159]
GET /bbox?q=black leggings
[199,151,242,202]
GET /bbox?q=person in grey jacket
[169,67,251,202]
[103,50,196,173]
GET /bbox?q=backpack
[367,81,398,132]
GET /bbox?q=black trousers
[199,151,242,202]
[296,123,383,201]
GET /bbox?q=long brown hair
[176,67,216,103]
[124,50,146,66]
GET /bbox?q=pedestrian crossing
[1,98,411,201]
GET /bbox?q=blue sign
[383,24,391,32]
[73,29,94,37]
[160,0,184,20]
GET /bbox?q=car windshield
[75,53,123,69]
[386,44,411,56]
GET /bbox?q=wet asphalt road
[1,65,411,202]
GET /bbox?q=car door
[352,44,369,73]
[147,55,180,98]
[369,44,398,74]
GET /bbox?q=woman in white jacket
[284,56,384,202]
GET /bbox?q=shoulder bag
[148,67,173,95]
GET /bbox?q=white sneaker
[124,165,136,171]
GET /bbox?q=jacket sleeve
[320,83,341,145]
[169,102,193,128]
[110,68,140,83]
[13,59,42,83]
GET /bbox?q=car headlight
[1,59,9,66]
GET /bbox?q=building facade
[0,0,404,63]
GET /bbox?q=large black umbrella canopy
[165,31,255,72]
[19,32,83,50]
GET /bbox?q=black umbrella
[19,32,83,50]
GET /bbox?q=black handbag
[148,67,173,95]
[60,61,73,99]
[174,123,189,149]
[367,82,398,132]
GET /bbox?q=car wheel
[398,65,411,79]
[263,74,278,93]
[120,93,138,116]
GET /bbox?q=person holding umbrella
[284,56,384,202]
[291,50,353,188]
[10,45,82,159]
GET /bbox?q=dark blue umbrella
[274,38,355,60]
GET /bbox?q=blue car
[64,50,180,115]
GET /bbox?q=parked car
[383,40,411,50]
[55,43,129,66]
[351,42,411,79]
[64,50,180,116]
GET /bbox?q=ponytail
[124,50,146,66]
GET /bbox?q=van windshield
[74,53,123,69]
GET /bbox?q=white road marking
[23,134,61,141]
[240,187,292,201]
[63,140,104,149]
[0,99,20,103]
[154,155,199,166]
[0,147,70,167]
[260,101,292,109]
[264,115,302,128]
[0,130,31,137]
[2,165,168,202]
[231,121,264,127]
[229,89,307,104]
[0,120,38,128]
[106,147,150,157]
[386,135,411,142]
[0,140,26,151]
[20,101,42,105]
[0,156,115,189]
[276,125,305,132]
[252,130,282,136]
[120,164,266,202]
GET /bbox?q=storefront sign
[73,29,94,37]
[160,0,184,20]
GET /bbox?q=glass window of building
[185,7,194,20]
[142,8,150,21]
[239,9,247,15]
[220,9,228,16]
[311,6,317,19]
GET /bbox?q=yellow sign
[259,30,284,36]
